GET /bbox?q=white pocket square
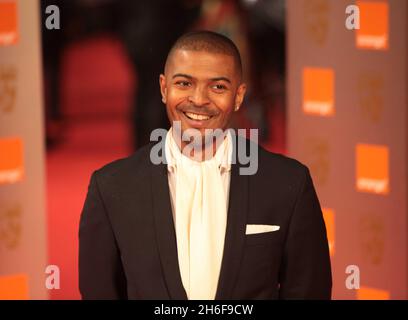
[245,224,280,235]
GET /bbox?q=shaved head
[165,31,243,80]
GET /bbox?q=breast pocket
[235,229,282,297]
[245,229,281,246]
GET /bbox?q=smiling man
[79,31,332,300]
[159,33,246,151]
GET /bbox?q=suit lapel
[215,163,248,299]
[150,161,188,300]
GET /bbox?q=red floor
[46,35,134,299]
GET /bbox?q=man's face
[159,49,246,138]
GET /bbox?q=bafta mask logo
[303,0,330,46]
[359,213,385,266]
[358,71,383,123]
[304,137,330,187]
[0,204,22,250]
[0,65,17,114]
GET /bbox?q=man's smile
[179,110,218,128]
[183,111,213,121]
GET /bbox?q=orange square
[356,144,389,195]
[356,1,389,50]
[322,208,335,257]
[303,67,335,116]
[357,286,390,300]
[0,1,18,46]
[0,273,29,299]
[0,137,24,184]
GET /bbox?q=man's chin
[183,128,226,146]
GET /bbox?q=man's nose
[188,86,210,107]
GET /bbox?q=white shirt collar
[165,127,233,174]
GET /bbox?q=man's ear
[159,74,167,104]
[234,83,247,111]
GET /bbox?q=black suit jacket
[79,140,332,299]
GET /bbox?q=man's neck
[171,129,227,162]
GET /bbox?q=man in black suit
[79,31,332,300]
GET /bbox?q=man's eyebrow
[210,77,231,84]
[172,74,232,84]
[172,73,193,79]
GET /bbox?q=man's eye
[175,81,191,87]
[212,84,227,90]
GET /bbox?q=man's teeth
[185,112,211,120]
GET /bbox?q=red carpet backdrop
[287,0,407,299]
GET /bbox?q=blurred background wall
[0,0,47,299]
[287,0,407,299]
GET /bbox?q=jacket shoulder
[251,144,310,189]
[258,145,308,175]
[93,143,155,181]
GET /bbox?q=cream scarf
[165,128,231,300]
